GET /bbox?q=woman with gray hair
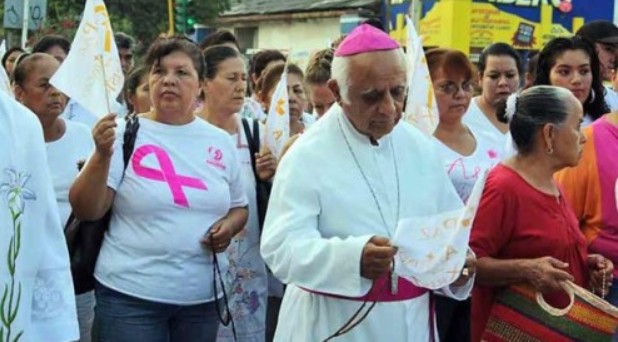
[470,85,613,341]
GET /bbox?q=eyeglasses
[435,81,475,95]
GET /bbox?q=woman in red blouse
[470,85,614,342]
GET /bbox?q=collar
[334,104,391,147]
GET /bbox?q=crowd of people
[3,15,618,342]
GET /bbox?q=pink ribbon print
[132,144,207,208]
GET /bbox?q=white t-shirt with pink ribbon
[95,116,248,305]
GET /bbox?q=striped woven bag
[482,281,618,342]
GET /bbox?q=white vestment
[0,92,78,341]
[261,104,471,342]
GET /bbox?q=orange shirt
[556,116,618,276]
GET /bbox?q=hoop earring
[546,147,554,155]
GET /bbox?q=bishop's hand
[360,236,397,280]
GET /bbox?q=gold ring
[462,268,469,277]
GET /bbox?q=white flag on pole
[0,40,13,98]
[393,168,489,289]
[403,15,438,136]
[0,40,6,59]
[265,66,290,159]
[50,0,123,118]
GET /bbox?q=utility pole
[21,0,30,49]
[385,0,392,32]
[168,0,175,36]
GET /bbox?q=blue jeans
[95,282,221,342]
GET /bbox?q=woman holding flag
[70,37,249,342]
[198,44,275,342]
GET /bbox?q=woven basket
[482,281,618,342]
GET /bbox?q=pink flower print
[487,149,498,159]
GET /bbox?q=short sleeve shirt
[95,117,248,304]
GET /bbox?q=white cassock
[261,104,472,341]
[0,92,78,342]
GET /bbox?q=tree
[2,0,234,52]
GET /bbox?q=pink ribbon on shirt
[132,144,207,207]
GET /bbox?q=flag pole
[99,55,112,114]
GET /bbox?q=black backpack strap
[252,118,261,153]
[122,114,140,170]
[242,118,259,180]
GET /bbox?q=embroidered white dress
[260,104,472,341]
[0,91,78,342]
[217,117,267,342]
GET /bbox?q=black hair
[202,45,242,80]
[478,42,523,75]
[143,36,206,81]
[364,18,386,32]
[249,49,286,90]
[526,53,539,79]
[496,85,572,155]
[123,66,148,113]
[2,46,25,69]
[32,34,71,55]
[115,32,135,50]
[533,36,609,120]
[199,30,240,51]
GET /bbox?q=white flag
[265,66,290,159]
[50,0,124,118]
[0,40,6,59]
[393,168,489,289]
[403,15,438,136]
[0,41,13,98]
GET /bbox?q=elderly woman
[258,63,314,134]
[13,53,95,342]
[198,45,275,342]
[470,85,613,342]
[534,36,609,126]
[464,43,521,149]
[69,37,248,342]
[305,48,336,118]
[426,48,501,342]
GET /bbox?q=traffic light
[174,0,187,34]
[185,0,196,35]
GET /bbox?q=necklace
[337,115,400,294]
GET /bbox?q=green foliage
[2,0,235,51]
